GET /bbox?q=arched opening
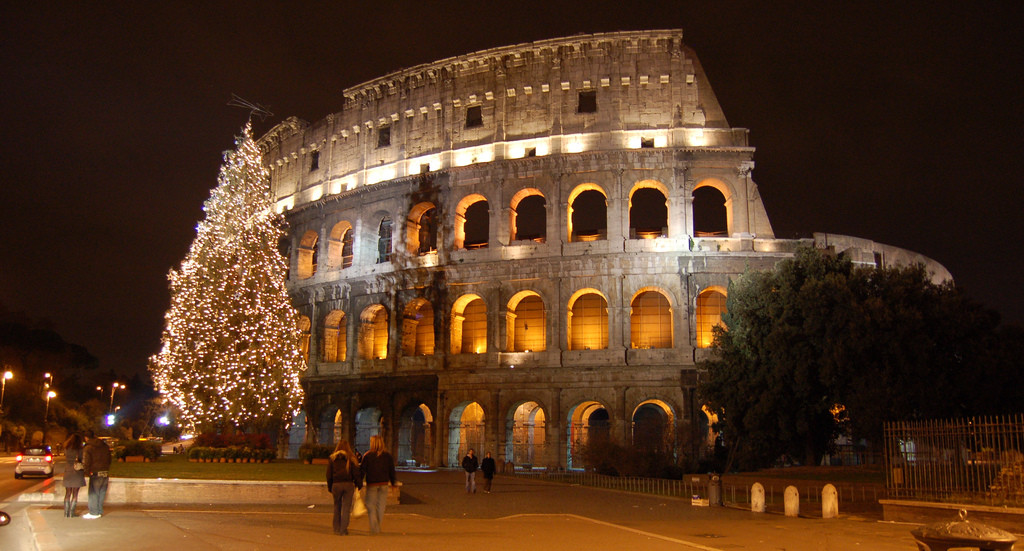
[567,401,610,469]
[448,401,485,466]
[567,185,607,242]
[286,410,306,459]
[507,292,545,352]
[321,310,347,362]
[451,294,487,354]
[510,189,546,243]
[631,400,674,454]
[406,202,438,255]
[358,304,389,360]
[567,289,608,350]
[297,230,319,279]
[327,221,354,269]
[693,185,728,237]
[355,406,383,454]
[377,217,393,263]
[401,298,435,356]
[630,288,673,349]
[629,183,668,239]
[455,194,489,249]
[397,403,433,466]
[696,287,727,348]
[318,405,342,447]
[506,401,546,469]
[297,315,311,363]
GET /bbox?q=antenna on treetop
[228,94,274,122]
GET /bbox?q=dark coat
[480,456,496,478]
[360,450,396,486]
[326,450,361,492]
[462,454,479,473]
[82,438,111,475]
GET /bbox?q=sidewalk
[6,470,924,551]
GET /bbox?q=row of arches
[293,181,728,279]
[296,397,694,469]
[299,287,727,363]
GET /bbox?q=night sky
[2,2,1022,380]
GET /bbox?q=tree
[699,247,1021,470]
[150,122,305,434]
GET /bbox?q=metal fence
[884,414,1024,506]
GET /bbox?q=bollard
[751,483,765,513]
[784,485,799,517]
[821,484,838,519]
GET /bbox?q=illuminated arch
[510,188,546,242]
[451,294,487,354]
[506,290,546,352]
[376,217,393,263]
[629,287,673,349]
[454,193,489,249]
[406,202,438,255]
[505,400,547,468]
[696,286,728,348]
[318,405,342,446]
[566,400,610,469]
[448,401,485,466]
[567,183,607,242]
[297,230,319,279]
[401,298,435,356]
[297,315,311,363]
[327,221,354,269]
[354,405,383,452]
[397,402,434,466]
[631,399,675,453]
[629,180,669,239]
[693,178,732,237]
[358,304,389,359]
[321,309,347,362]
[567,288,608,350]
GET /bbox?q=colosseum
[260,29,949,468]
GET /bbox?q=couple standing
[461,449,496,493]
[62,430,111,519]
[326,434,397,536]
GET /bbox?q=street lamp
[44,390,56,422]
[1,371,12,412]
[109,382,126,413]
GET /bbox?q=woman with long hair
[62,433,86,517]
[359,434,396,534]
[326,438,361,535]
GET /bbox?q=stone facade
[260,30,949,469]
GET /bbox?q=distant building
[260,29,949,468]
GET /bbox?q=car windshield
[23,447,50,455]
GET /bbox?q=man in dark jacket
[480,451,496,493]
[81,431,111,519]
[461,448,479,493]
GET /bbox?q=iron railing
[884,414,1024,506]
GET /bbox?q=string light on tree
[149,121,305,433]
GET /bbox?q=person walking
[462,448,479,493]
[359,435,396,535]
[81,431,111,519]
[326,439,361,535]
[480,451,496,493]
[62,433,86,517]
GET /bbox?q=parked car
[14,445,54,479]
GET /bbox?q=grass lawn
[110,452,326,481]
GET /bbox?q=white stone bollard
[784,485,800,517]
[751,482,765,513]
[822,484,838,519]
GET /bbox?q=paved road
[3,469,926,550]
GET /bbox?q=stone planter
[124,455,146,463]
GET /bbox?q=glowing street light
[109,382,126,413]
[44,390,57,423]
[1,370,12,412]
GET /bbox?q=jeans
[465,471,477,493]
[331,482,355,534]
[364,485,388,534]
[88,472,108,515]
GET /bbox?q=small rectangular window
[526,147,537,157]
[377,125,391,148]
[465,105,483,128]
[640,138,655,149]
[309,150,320,171]
[577,90,597,113]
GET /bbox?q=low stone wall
[880,499,1024,534]
[21,478,400,506]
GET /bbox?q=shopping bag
[351,488,367,518]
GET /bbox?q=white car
[14,445,54,478]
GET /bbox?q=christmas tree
[150,122,305,433]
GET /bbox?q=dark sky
[2,2,1022,379]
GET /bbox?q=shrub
[194,432,274,449]
[114,439,162,461]
[298,443,332,462]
